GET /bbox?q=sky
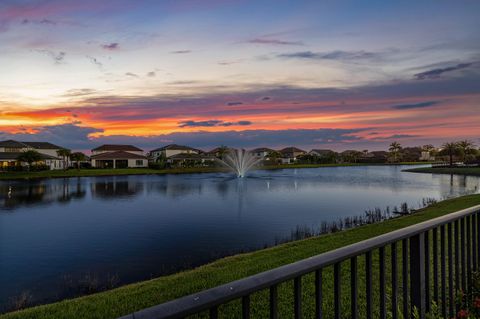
[0,0,479,152]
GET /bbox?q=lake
[1,165,479,311]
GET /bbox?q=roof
[0,140,66,150]
[90,151,147,160]
[309,149,335,155]
[22,141,64,150]
[151,144,201,152]
[0,152,59,160]
[251,147,274,153]
[279,147,306,153]
[92,144,143,152]
[0,140,27,148]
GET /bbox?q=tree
[388,141,402,163]
[441,142,459,167]
[266,150,282,165]
[17,150,42,171]
[217,145,229,159]
[56,149,71,170]
[457,140,476,163]
[70,152,86,169]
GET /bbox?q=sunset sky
[1,0,479,151]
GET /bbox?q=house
[420,151,435,161]
[0,140,67,170]
[149,144,201,162]
[205,147,234,159]
[90,144,147,168]
[309,149,336,158]
[250,147,275,159]
[279,147,306,164]
[166,153,215,167]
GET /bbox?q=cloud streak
[178,120,252,128]
[248,38,303,46]
[277,50,380,61]
[414,63,473,80]
[392,101,440,110]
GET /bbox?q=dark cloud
[226,101,243,106]
[125,72,139,77]
[387,134,420,139]
[261,96,271,101]
[414,63,473,80]
[170,50,191,54]
[22,18,57,25]
[35,49,65,64]
[248,38,303,46]
[1,124,367,151]
[178,120,252,128]
[277,50,379,61]
[101,42,119,50]
[86,55,103,68]
[392,100,440,110]
[0,124,102,150]
[92,128,368,151]
[146,71,156,77]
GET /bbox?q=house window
[135,160,143,166]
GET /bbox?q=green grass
[405,166,480,176]
[0,162,432,180]
[2,194,480,319]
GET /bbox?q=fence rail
[119,204,480,319]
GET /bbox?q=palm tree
[56,149,71,170]
[457,140,476,163]
[70,152,86,169]
[17,150,42,171]
[441,142,459,167]
[388,141,402,163]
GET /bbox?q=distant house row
[0,140,67,170]
[0,139,437,170]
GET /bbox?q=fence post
[410,233,425,318]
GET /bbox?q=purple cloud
[178,120,252,128]
[248,38,303,46]
[101,42,119,50]
[171,50,191,54]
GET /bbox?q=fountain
[216,149,262,178]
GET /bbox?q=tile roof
[90,151,147,160]
[92,144,143,152]
[150,144,201,152]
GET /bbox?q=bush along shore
[3,194,480,319]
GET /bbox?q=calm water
[1,166,480,310]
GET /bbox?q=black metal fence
[119,204,480,319]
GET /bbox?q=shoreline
[403,166,480,176]
[0,162,433,181]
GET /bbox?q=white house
[250,147,274,159]
[0,140,67,170]
[149,144,201,162]
[90,145,147,168]
[279,147,306,164]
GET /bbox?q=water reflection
[1,166,480,311]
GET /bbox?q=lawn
[0,162,432,180]
[2,194,480,319]
[405,166,480,176]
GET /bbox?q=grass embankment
[405,166,480,176]
[3,194,480,319]
[0,162,432,180]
